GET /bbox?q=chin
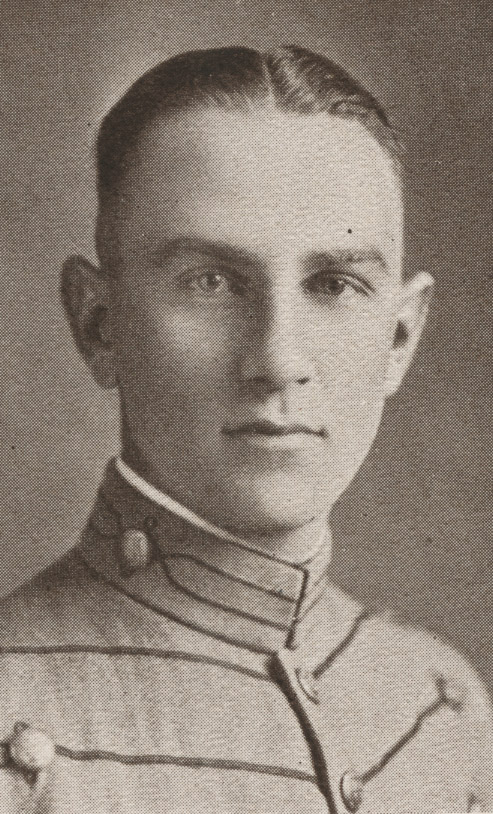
[219,471,334,535]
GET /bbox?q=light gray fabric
[0,463,491,813]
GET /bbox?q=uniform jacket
[0,459,492,813]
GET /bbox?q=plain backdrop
[1,0,492,692]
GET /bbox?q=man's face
[106,108,405,533]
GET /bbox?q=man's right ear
[61,255,117,390]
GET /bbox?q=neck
[230,514,330,564]
[117,452,330,566]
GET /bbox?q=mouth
[223,420,325,450]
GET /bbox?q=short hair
[96,45,403,247]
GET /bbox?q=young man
[0,45,491,813]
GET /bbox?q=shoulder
[315,593,493,805]
[325,585,489,699]
[0,550,127,647]
[363,608,493,794]
[352,606,493,727]
[367,609,490,708]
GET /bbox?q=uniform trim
[0,739,317,784]
[161,558,291,632]
[164,553,295,602]
[0,645,270,682]
[270,654,338,814]
[99,485,310,572]
[284,569,309,649]
[88,521,299,631]
[313,610,371,678]
[80,558,279,655]
[360,693,445,783]
[359,673,462,785]
[53,745,318,784]
[80,465,335,655]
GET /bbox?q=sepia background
[1,0,492,692]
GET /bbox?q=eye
[304,271,370,298]
[195,272,230,294]
[180,269,246,297]
[316,276,348,296]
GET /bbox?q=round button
[295,668,319,704]
[340,771,364,813]
[9,723,55,772]
[121,528,151,574]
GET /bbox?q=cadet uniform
[0,458,491,813]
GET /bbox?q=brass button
[340,771,364,813]
[9,723,55,771]
[295,668,319,704]
[121,528,151,574]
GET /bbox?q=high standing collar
[78,459,357,656]
[114,455,328,563]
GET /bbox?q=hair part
[95,45,403,262]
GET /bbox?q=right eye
[180,269,246,297]
[194,272,231,294]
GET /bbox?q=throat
[116,450,331,565]
[227,514,331,565]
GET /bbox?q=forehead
[117,107,403,264]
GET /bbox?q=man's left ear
[384,271,435,396]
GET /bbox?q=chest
[0,648,474,813]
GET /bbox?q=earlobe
[60,254,117,390]
[384,271,434,396]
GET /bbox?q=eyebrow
[150,236,388,273]
[307,248,388,273]
[150,236,260,268]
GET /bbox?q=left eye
[318,277,348,296]
[305,272,368,297]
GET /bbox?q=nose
[239,285,315,394]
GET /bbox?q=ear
[384,271,434,396]
[61,254,117,389]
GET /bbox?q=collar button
[121,529,151,574]
[340,771,364,813]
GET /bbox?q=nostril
[297,376,310,385]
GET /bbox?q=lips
[224,420,324,438]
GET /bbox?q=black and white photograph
[1,1,492,811]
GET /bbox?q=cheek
[154,312,237,395]
[313,307,395,481]
[114,301,234,406]
[316,309,395,405]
